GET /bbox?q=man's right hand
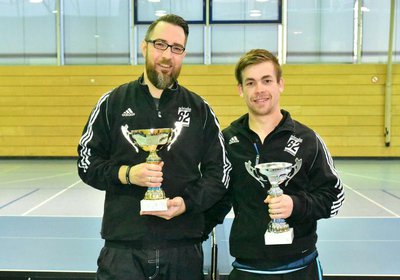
[120,162,164,187]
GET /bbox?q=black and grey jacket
[208,110,344,268]
[77,75,231,245]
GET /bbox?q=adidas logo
[228,136,239,145]
[122,108,135,117]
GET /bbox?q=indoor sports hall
[0,1,399,280]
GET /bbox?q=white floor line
[340,171,400,184]
[0,172,75,185]
[22,180,82,216]
[344,183,400,217]
[0,166,20,174]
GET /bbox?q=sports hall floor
[0,158,399,280]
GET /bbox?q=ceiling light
[155,10,167,17]
[249,9,262,17]
[29,0,43,3]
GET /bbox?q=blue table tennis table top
[0,216,399,278]
[1,158,399,278]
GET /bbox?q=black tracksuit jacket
[77,76,231,246]
[206,110,344,269]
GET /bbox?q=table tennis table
[1,158,400,279]
[0,215,399,279]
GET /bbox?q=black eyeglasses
[146,39,185,55]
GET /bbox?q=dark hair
[145,14,189,44]
[234,49,282,85]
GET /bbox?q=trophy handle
[167,122,183,151]
[284,158,302,187]
[245,160,266,188]
[121,124,139,152]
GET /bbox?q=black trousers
[96,243,204,280]
[228,258,323,280]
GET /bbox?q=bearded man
[77,14,231,280]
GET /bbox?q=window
[135,0,204,23]
[210,0,281,23]
[0,0,57,65]
[287,0,354,63]
[362,0,394,63]
[211,25,278,64]
[0,0,398,65]
[63,0,130,64]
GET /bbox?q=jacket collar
[231,109,295,136]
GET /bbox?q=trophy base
[140,198,168,211]
[264,228,294,245]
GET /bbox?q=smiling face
[142,21,187,90]
[238,61,284,118]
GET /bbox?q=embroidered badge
[177,107,191,127]
[284,135,303,156]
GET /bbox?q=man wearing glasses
[77,14,231,280]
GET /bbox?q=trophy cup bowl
[246,159,302,245]
[122,127,175,212]
[130,128,173,164]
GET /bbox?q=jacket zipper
[253,142,260,165]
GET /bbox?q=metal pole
[204,0,211,64]
[129,0,134,65]
[278,0,287,64]
[56,0,64,65]
[210,228,218,280]
[354,0,363,63]
[384,0,395,146]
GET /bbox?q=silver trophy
[245,159,302,245]
[121,124,181,211]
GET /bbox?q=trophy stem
[267,183,289,233]
[147,150,162,164]
[268,184,283,197]
[144,151,166,200]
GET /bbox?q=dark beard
[146,67,174,89]
[146,60,179,89]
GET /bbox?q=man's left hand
[264,194,293,219]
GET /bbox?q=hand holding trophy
[121,125,181,212]
[245,158,302,245]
